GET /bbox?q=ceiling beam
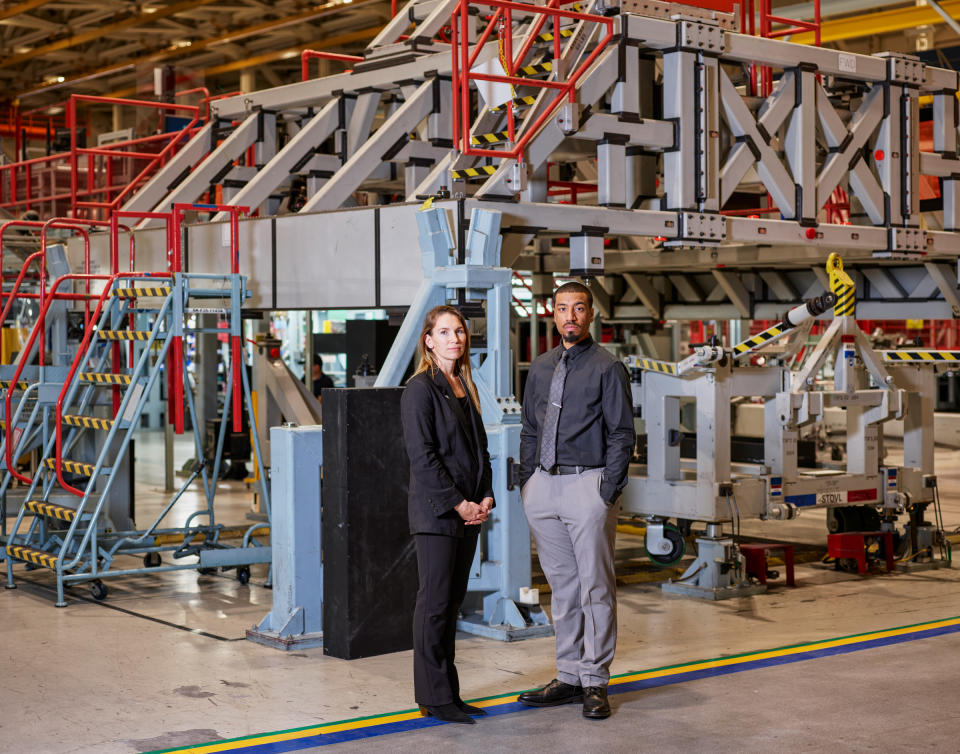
[792,0,960,44]
[0,0,220,68]
[0,0,55,23]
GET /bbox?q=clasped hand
[454,497,494,525]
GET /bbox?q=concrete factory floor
[3,432,960,753]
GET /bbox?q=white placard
[838,53,857,74]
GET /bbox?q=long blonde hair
[411,305,482,413]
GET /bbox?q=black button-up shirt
[520,336,635,502]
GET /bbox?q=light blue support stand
[377,203,552,641]
[246,425,324,650]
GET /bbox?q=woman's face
[425,312,466,366]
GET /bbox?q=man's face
[553,291,594,345]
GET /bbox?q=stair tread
[78,372,132,385]
[25,500,84,521]
[5,543,58,569]
[112,286,172,298]
[43,458,96,476]
[63,414,114,430]
[97,330,164,341]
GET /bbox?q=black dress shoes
[419,702,476,724]
[455,699,488,716]
[582,686,611,719]
[517,678,584,707]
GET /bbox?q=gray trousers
[522,468,618,687]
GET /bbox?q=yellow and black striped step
[97,330,158,341]
[25,500,81,522]
[535,28,573,44]
[734,326,784,354]
[635,358,678,375]
[883,350,960,363]
[0,380,31,390]
[112,286,172,298]
[451,165,498,180]
[5,544,57,569]
[518,61,552,76]
[63,414,114,431]
[490,95,538,112]
[78,372,132,386]
[44,458,96,476]
[472,130,512,146]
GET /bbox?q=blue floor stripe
[171,620,960,753]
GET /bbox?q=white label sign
[838,53,857,73]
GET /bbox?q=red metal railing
[51,272,151,495]
[451,0,614,161]
[742,0,821,96]
[301,50,363,81]
[0,94,202,222]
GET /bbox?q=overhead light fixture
[143,5,158,12]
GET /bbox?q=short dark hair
[552,281,593,309]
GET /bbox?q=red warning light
[874,149,885,161]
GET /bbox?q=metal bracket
[665,211,725,247]
[506,456,522,491]
[875,226,928,259]
[879,52,925,87]
[675,17,725,54]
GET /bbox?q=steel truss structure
[43,0,953,323]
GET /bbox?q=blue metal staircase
[3,272,271,606]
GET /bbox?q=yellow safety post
[826,253,855,317]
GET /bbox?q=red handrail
[3,272,137,485]
[451,0,614,162]
[301,50,363,81]
[52,272,151,496]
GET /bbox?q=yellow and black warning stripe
[78,372,132,386]
[734,325,784,354]
[883,350,960,363]
[519,61,553,76]
[113,286,171,298]
[490,95,538,112]
[471,131,512,146]
[536,28,573,44]
[831,283,855,317]
[0,380,30,390]
[63,414,114,431]
[25,500,79,522]
[98,330,153,341]
[636,358,678,375]
[451,165,498,180]
[5,544,57,569]
[44,458,96,476]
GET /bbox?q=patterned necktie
[539,350,568,470]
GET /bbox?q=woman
[401,305,495,725]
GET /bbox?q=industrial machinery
[624,254,951,599]
[4,0,960,612]
[1,208,272,606]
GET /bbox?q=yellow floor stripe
[165,615,960,753]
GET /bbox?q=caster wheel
[645,523,686,567]
[197,567,216,576]
[236,566,251,585]
[90,581,108,601]
[143,552,162,568]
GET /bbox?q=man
[312,359,334,398]
[517,281,635,720]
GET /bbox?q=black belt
[541,464,600,475]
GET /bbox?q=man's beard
[562,327,582,343]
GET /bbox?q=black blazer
[401,369,494,537]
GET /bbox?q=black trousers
[412,527,480,706]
